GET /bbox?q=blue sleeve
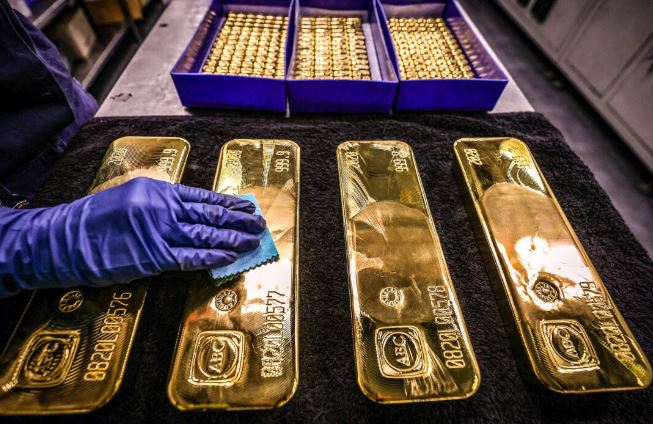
[0,207,26,297]
[0,0,97,207]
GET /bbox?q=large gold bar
[167,139,299,410]
[0,137,190,414]
[453,137,652,393]
[337,140,480,403]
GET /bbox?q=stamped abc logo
[375,326,428,378]
[17,331,80,388]
[190,331,245,385]
[541,320,599,372]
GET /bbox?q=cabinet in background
[496,0,653,173]
[565,0,653,95]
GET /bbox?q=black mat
[1,112,652,423]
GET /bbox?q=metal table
[97,0,533,117]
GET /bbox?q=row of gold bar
[294,16,371,80]
[0,137,650,415]
[202,12,288,78]
[388,17,474,80]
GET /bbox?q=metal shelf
[26,0,141,90]
[73,24,129,88]
[31,0,70,29]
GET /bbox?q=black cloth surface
[1,112,652,423]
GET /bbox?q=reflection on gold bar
[453,137,652,393]
[0,137,190,414]
[337,141,480,403]
[167,139,299,410]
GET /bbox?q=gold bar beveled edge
[0,137,190,415]
[336,140,481,404]
[452,136,653,394]
[335,141,370,403]
[166,138,301,411]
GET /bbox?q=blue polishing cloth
[209,193,279,285]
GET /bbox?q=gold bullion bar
[337,141,480,403]
[453,137,652,393]
[0,137,190,414]
[167,139,299,410]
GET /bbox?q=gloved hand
[0,177,266,296]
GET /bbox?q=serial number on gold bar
[453,137,651,393]
[337,140,480,403]
[0,137,190,415]
[167,139,300,410]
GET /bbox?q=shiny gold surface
[0,137,190,414]
[294,16,371,80]
[167,139,299,410]
[337,141,480,403]
[202,12,288,78]
[454,137,652,393]
[387,17,474,80]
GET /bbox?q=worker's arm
[0,177,265,296]
[0,0,97,207]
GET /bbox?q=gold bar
[453,137,652,393]
[167,139,299,410]
[0,137,190,414]
[337,141,480,403]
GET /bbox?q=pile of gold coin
[388,17,474,80]
[202,12,288,78]
[294,16,371,80]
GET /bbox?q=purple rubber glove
[0,177,266,296]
